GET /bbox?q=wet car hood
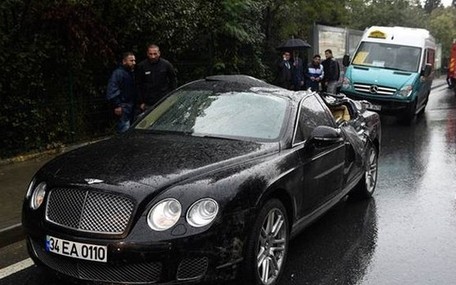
[41,132,278,190]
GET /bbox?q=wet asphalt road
[1,82,455,285]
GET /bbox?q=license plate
[369,104,381,111]
[45,235,107,263]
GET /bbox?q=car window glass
[294,95,334,143]
[135,89,288,141]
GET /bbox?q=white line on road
[0,258,34,279]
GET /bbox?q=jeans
[326,81,339,94]
[116,104,134,134]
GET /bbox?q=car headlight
[398,85,413,97]
[147,198,182,231]
[186,198,219,227]
[30,182,46,210]
[342,77,351,89]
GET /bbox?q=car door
[293,95,345,216]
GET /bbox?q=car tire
[243,199,289,285]
[349,144,378,199]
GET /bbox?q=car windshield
[352,42,421,72]
[135,88,288,141]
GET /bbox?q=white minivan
[341,26,435,124]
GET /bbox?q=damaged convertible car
[22,75,381,285]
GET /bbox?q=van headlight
[398,85,413,97]
[186,198,219,227]
[342,77,351,89]
[30,182,47,210]
[147,198,182,231]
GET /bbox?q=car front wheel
[244,199,289,285]
[350,145,378,199]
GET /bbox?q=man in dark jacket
[136,44,177,111]
[106,52,137,133]
[276,51,293,90]
[321,49,340,94]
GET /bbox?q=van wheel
[399,99,417,125]
[243,199,289,285]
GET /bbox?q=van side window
[426,48,435,68]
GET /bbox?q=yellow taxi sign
[368,30,387,39]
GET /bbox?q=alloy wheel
[256,208,287,284]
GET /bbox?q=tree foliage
[1,0,455,158]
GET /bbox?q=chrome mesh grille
[176,257,208,281]
[30,238,161,284]
[46,188,134,234]
[353,83,396,95]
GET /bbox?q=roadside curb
[0,224,24,248]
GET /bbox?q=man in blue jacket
[106,52,137,133]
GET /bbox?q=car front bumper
[25,210,252,285]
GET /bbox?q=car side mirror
[343,54,350,67]
[422,63,432,77]
[309,126,343,145]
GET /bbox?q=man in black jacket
[321,49,340,94]
[136,44,177,111]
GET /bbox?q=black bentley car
[22,75,381,285]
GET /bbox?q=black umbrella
[276,38,311,51]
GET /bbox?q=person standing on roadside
[136,44,177,112]
[291,51,305,91]
[106,52,137,134]
[277,51,293,90]
[321,49,340,94]
[305,54,324,92]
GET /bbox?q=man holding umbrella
[291,50,304,90]
[276,51,292,89]
[276,37,311,90]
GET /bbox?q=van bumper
[342,92,411,114]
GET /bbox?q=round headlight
[147,198,182,231]
[30,182,46,210]
[186,198,219,227]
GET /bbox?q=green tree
[424,0,443,13]
[346,0,427,29]
[427,7,456,58]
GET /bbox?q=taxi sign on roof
[368,30,386,39]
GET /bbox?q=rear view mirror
[422,64,432,77]
[343,55,350,67]
[309,126,343,145]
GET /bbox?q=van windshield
[352,42,421,72]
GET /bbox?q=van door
[418,48,435,109]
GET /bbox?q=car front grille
[30,238,162,284]
[176,257,208,281]
[353,83,396,95]
[46,187,134,235]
